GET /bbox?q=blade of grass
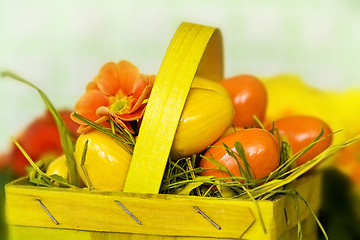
[216,181,236,198]
[224,146,248,181]
[11,137,75,188]
[290,193,302,240]
[177,176,213,195]
[2,71,78,186]
[253,115,265,129]
[233,141,255,181]
[186,157,201,196]
[241,185,267,233]
[201,153,233,178]
[73,113,134,155]
[80,139,93,190]
[295,191,328,240]
[238,135,360,200]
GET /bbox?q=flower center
[109,94,134,114]
[111,98,127,112]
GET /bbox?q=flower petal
[110,115,135,133]
[95,60,140,96]
[117,104,147,121]
[97,106,135,133]
[86,81,99,91]
[75,115,111,133]
[74,90,109,122]
[133,74,155,99]
[96,105,146,133]
[130,74,156,112]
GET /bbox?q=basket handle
[123,22,223,194]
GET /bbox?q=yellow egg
[170,77,235,159]
[75,131,132,191]
[46,154,68,180]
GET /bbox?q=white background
[1,0,360,151]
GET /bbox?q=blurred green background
[1,0,360,239]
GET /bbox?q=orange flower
[72,60,156,133]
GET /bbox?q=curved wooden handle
[124,22,223,194]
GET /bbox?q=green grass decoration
[177,176,213,195]
[72,113,135,155]
[296,190,328,240]
[11,137,74,188]
[1,71,78,186]
[233,141,255,182]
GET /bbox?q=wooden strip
[6,174,320,239]
[6,185,256,239]
[8,225,241,240]
[8,225,91,240]
[123,22,223,194]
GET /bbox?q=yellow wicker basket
[5,22,322,240]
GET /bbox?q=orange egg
[268,115,333,166]
[199,128,280,180]
[221,75,267,128]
